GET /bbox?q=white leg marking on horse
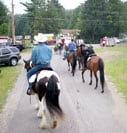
[39,97,49,129]
[34,94,39,110]
[51,115,58,128]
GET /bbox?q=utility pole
[11,0,15,44]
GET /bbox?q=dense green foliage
[80,0,127,43]
[0,1,8,36]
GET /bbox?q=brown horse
[67,51,77,76]
[76,46,84,69]
[76,46,105,93]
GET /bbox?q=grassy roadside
[0,64,22,109]
[0,47,32,109]
[95,45,127,100]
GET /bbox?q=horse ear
[23,59,26,63]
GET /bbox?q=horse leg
[94,71,98,89]
[34,94,40,110]
[39,97,49,129]
[78,58,81,70]
[50,114,58,128]
[89,70,92,85]
[71,64,74,76]
[68,62,70,71]
[82,69,86,83]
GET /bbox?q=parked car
[10,44,25,51]
[0,46,21,66]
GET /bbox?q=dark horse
[76,46,105,93]
[23,59,64,129]
[67,51,77,76]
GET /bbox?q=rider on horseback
[26,33,52,95]
[80,44,96,68]
[63,38,77,60]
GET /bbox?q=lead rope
[30,95,31,104]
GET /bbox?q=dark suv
[0,47,21,66]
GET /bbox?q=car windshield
[10,47,19,52]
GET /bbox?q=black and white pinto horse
[23,59,64,129]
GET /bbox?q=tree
[79,0,124,43]
[20,0,65,38]
[0,1,8,36]
[79,0,108,43]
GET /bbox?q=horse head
[23,59,32,72]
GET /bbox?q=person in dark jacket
[80,44,96,68]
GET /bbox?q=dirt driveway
[0,51,127,133]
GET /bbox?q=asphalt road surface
[0,51,127,133]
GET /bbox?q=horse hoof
[39,124,49,129]
[51,120,57,128]
[34,104,39,110]
[37,112,42,118]
[101,90,104,93]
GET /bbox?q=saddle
[39,67,53,71]
[87,54,96,61]
[29,69,60,83]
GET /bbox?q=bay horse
[67,51,77,76]
[76,46,105,93]
[23,59,64,129]
[76,46,84,69]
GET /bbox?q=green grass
[96,45,127,99]
[105,56,127,96]
[0,65,21,109]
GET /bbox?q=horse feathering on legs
[23,59,64,129]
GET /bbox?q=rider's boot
[26,88,34,95]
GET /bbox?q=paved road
[0,51,127,133]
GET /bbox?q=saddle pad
[29,70,60,83]
[87,57,91,61]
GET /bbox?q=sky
[2,0,127,14]
[2,0,85,14]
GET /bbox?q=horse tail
[72,52,77,71]
[98,58,105,92]
[45,75,64,119]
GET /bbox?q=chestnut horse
[76,46,105,93]
[67,51,77,76]
[23,59,64,129]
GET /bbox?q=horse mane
[45,75,64,118]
